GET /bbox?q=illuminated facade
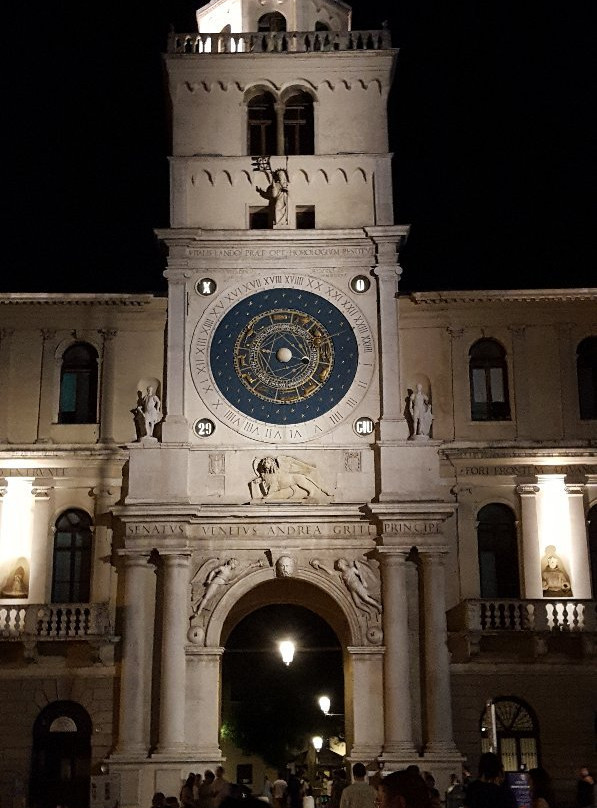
[1,1,596,806]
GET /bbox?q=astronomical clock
[190,272,377,444]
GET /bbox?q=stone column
[156,551,192,755]
[453,485,480,599]
[420,552,458,753]
[509,325,532,439]
[113,552,156,757]
[29,483,53,603]
[98,329,118,443]
[516,482,542,598]
[162,272,189,442]
[565,483,592,598]
[36,329,57,443]
[90,485,119,603]
[558,323,577,439]
[347,647,384,760]
[185,647,224,759]
[275,101,285,156]
[0,329,14,442]
[379,549,417,755]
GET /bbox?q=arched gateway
[109,0,462,803]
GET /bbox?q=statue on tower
[253,156,289,228]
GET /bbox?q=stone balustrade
[0,602,112,640]
[447,598,597,634]
[168,29,392,55]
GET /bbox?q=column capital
[98,328,118,341]
[419,549,447,564]
[31,485,52,500]
[516,484,540,496]
[564,483,585,496]
[446,326,464,340]
[40,328,57,341]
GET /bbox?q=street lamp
[279,639,295,665]
[318,696,331,715]
[312,735,323,753]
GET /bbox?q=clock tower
[113,0,461,801]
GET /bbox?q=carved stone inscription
[383,521,442,535]
[186,245,375,261]
[195,522,377,538]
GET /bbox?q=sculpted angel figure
[336,558,382,615]
[193,557,264,614]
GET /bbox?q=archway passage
[221,582,346,777]
[30,700,92,808]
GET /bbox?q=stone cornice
[0,294,164,307]
[441,444,597,460]
[407,289,597,305]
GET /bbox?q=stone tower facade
[110,0,462,801]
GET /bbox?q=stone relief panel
[249,455,331,503]
[208,453,225,475]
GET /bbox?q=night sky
[6,0,595,295]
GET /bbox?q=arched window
[577,336,597,420]
[588,504,597,598]
[283,91,314,155]
[257,12,287,32]
[469,338,511,421]
[51,510,93,603]
[30,701,92,808]
[58,342,98,424]
[247,92,277,156]
[477,504,520,598]
[481,698,540,771]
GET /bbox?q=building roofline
[407,289,597,305]
[0,293,163,306]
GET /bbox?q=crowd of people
[149,758,595,808]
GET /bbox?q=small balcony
[0,602,117,664]
[447,598,597,662]
[168,29,391,55]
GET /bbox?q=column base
[349,745,383,762]
[110,747,150,762]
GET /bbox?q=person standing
[464,753,516,808]
[213,766,231,807]
[197,770,216,808]
[272,773,288,808]
[576,767,595,808]
[340,763,376,808]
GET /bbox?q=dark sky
[6,1,595,295]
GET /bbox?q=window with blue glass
[51,510,93,603]
[58,343,98,424]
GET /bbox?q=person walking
[340,763,376,808]
[464,753,516,808]
[273,773,288,808]
[376,769,431,808]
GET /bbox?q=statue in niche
[133,385,162,439]
[276,555,296,577]
[408,383,433,439]
[192,557,264,614]
[250,456,330,503]
[541,545,572,596]
[1,564,27,598]
[336,558,382,615]
[253,156,289,228]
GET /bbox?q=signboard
[90,773,121,808]
[505,772,531,808]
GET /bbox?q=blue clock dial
[210,289,358,425]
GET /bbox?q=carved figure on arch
[276,555,297,577]
[336,558,382,616]
[250,455,331,503]
[192,557,264,615]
